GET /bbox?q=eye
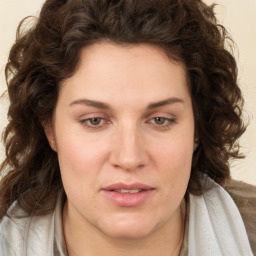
[153,117,168,125]
[87,117,103,126]
[79,117,106,129]
[148,116,176,130]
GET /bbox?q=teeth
[115,189,142,194]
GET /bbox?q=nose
[109,123,148,171]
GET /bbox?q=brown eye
[89,118,102,126]
[79,117,106,129]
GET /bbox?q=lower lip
[101,189,155,207]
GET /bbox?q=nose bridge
[111,120,146,170]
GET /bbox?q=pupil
[90,118,101,125]
[155,117,165,124]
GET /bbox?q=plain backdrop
[0,0,255,185]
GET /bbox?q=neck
[63,201,186,256]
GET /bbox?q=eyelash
[148,117,176,130]
[79,116,176,130]
[79,117,107,130]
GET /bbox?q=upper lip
[102,183,154,191]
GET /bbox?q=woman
[0,0,255,255]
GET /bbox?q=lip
[101,183,155,207]
[103,182,154,191]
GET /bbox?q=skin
[45,42,195,256]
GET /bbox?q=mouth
[112,189,143,194]
[103,182,154,191]
[101,183,155,207]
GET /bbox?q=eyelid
[145,110,176,119]
[148,116,176,124]
[77,111,177,131]
[79,113,111,130]
[145,112,177,130]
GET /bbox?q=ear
[41,121,57,152]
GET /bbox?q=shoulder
[223,179,256,254]
[0,201,30,255]
[0,191,67,256]
[0,200,56,256]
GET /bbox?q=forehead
[59,42,190,108]
[75,42,186,78]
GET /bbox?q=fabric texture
[0,193,67,256]
[0,176,254,256]
[223,179,256,254]
[188,177,253,255]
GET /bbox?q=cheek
[155,134,194,170]
[55,122,107,167]
[145,135,193,224]
[152,134,194,192]
[55,129,109,192]
[55,135,108,212]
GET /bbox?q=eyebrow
[69,97,184,109]
[69,99,111,109]
[147,97,184,109]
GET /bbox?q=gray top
[0,192,67,256]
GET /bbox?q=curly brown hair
[0,0,246,218]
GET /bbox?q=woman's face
[46,42,195,239]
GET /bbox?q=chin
[100,214,159,240]
[106,227,155,240]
